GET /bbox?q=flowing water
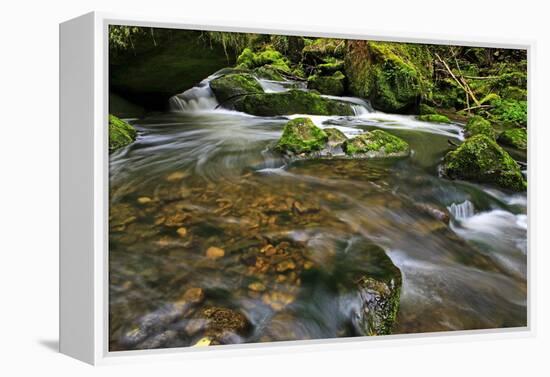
[109,72,527,350]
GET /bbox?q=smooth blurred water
[109,76,527,350]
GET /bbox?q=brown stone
[206,246,225,260]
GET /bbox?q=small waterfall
[447,200,474,220]
[169,79,219,112]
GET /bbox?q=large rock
[209,73,263,104]
[339,242,402,336]
[233,90,354,116]
[276,118,328,154]
[345,41,432,113]
[109,114,137,152]
[498,127,527,150]
[236,47,291,73]
[343,130,410,158]
[307,71,346,96]
[442,134,526,191]
[464,115,495,139]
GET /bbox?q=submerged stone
[343,130,410,158]
[109,114,137,151]
[498,127,527,150]
[209,73,263,104]
[442,134,526,191]
[276,117,328,154]
[307,71,346,96]
[190,306,250,344]
[464,115,495,139]
[233,89,354,116]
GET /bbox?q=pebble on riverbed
[206,246,225,260]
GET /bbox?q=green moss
[209,73,263,103]
[498,128,527,150]
[253,65,285,81]
[345,41,433,113]
[233,89,354,116]
[324,127,348,147]
[501,86,527,101]
[318,57,345,74]
[109,114,137,151]
[302,38,346,62]
[276,117,328,154]
[236,47,291,72]
[464,115,496,139]
[419,103,437,115]
[307,71,345,96]
[344,130,410,157]
[491,99,527,127]
[417,114,451,124]
[442,134,526,191]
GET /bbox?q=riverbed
[108,73,527,350]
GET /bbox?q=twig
[460,104,493,112]
[435,53,481,107]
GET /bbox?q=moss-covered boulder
[324,128,348,147]
[464,115,495,139]
[418,103,437,115]
[345,41,432,113]
[337,242,402,336]
[498,128,527,150]
[442,134,526,191]
[276,118,328,154]
[307,71,346,96]
[236,47,291,73]
[109,114,137,152]
[233,90,354,116]
[343,130,410,158]
[302,38,346,63]
[417,114,452,124]
[253,65,285,81]
[209,73,263,104]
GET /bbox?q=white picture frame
[59,11,534,365]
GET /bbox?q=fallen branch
[460,104,493,112]
[435,53,481,107]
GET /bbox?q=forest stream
[108,70,527,351]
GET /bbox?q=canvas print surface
[108,25,528,351]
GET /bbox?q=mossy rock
[464,115,495,139]
[343,130,410,158]
[302,38,346,63]
[236,47,291,73]
[417,114,451,124]
[253,65,285,81]
[276,117,328,154]
[209,73,263,103]
[442,134,526,191]
[490,99,527,127]
[324,127,348,147]
[418,103,437,115]
[345,41,433,113]
[109,114,137,152]
[318,57,345,74]
[498,128,527,150]
[233,90,354,116]
[337,242,402,336]
[307,71,345,96]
